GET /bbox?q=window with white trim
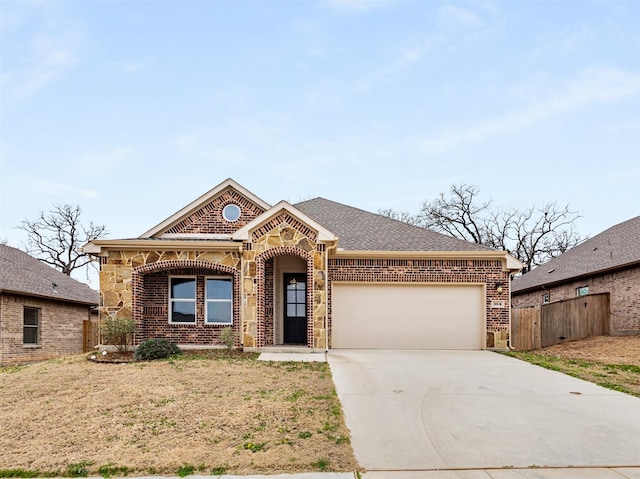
[23,307,40,344]
[206,277,233,324]
[169,277,196,323]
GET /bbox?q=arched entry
[256,247,313,347]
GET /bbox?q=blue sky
[1,0,639,284]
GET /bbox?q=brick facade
[328,258,512,348]
[165,189,266,235]
[0,293,90,365]
[512,265,640,333]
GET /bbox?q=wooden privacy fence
[83,320,100,352]
[511,293,610,351]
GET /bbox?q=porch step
[248,346,326,354]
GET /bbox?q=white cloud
[112,61,146,73]
[25,177,99,199]
[419,68,640,152]
[324,0,398,12]
[1,6,81,101]
[438,4,485,30]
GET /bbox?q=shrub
[135,338,181,361]
[219,326,236,351]
[100,317,136,353]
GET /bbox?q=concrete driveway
[327,350,640,472]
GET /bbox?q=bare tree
[377,208,423,226]
[18,204,107,276]
[382,184,584,273]
[420,184,492,244]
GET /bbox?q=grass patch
[0,470,57,478]
[0,354,356,475]
[504,351,640,397]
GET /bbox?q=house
[0,244,99,365]
[83,179,522,351]
[511,216,640,335]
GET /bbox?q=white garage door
[331,283,485,349]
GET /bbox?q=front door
[283,273,307,344]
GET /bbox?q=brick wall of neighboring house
[328,258,512,349]
[512,265,640,333]
[0,293,90,365]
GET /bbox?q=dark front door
[284,273,307,344]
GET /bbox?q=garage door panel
[332,283,484,350]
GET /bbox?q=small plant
[298,431,312,439]
[312,458,329,471]
[219,326,236,351]
[242,441,266,452]
[65,461,93,478]
[176,463,194,477]
[100,317,136,353]
[210,466,227,476]
[98,463,130,478]
[135,338,180,361]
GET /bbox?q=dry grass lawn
[0,351,358,476]
[506,335,640,397]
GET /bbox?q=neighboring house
[511,216,640,335]
[84,179,521,351]
[0,245,99,365]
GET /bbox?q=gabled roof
[140,178,271,238]
[232,201,338,243]
[0,245,99,305]
[512,216,640,294]
[294,197,494,252]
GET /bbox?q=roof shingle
[294,197,493,252]
[0,245,99,305]
[511,216,640,293]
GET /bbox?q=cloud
[1,5,80,101]
[19,35,75,96]
[354,3,491,92]
[324,0,398,12]
[419,68,640,152]
[112,61,146,73]
[25,177,99,199]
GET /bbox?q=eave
[511,260,640,295]
[82,239,243,256]
[0,288,98,306]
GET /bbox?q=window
[23,307,40,344]
[222,204,241,222]
[542,293,550,304]
[170,277,196,323]
[576,286,589,297]
[206,277,232,324]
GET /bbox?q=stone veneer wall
[242,222,327,349]
[328,258,512,349]
[512,265,640,333]
[0,293,90,365]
